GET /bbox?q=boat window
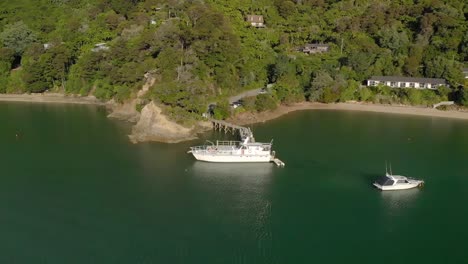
[375,176,394,186]
[384,179,394,186]
[397,180,406,183]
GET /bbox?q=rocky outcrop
[108,73,212,143]
[128,102,210,143]
[107,72,156,123]
[106,99,141,123]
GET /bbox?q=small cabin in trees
[301,44,330,54]
[91,43,109,52]
[367,76,447,90]
[246,15,264,28]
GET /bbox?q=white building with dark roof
[367,76,447,90]
[246,15,264,28]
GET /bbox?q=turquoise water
[1,102,467,263]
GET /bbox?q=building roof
[369,76,446,84]
[246,15,264,23]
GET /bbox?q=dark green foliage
[0,21,37,55]
[5,70,25,93]
[93,79,115,100]
[255,94,277,112]
[359,87,373,102]
[241,96,257,111]
[213,100,230,120]
[0,48,15,69]
[0,0,466,121]
[0,73,8,93]
[461,88,468,107]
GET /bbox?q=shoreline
[3,93,468,143]
[0,93,105,105]
[227,102,468,125]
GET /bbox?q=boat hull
[373,182,423,191]
[192,153,272,163]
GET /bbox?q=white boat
[373,164,424,191]
[188,136,274,163]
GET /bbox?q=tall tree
[0,21,37,56]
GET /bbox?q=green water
[1,102,468,263]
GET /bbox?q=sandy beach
[228,102,468,126]
[0,93,105,105]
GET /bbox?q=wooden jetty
[208,118,254,142]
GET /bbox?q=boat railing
[215,140,241,146]
[190,146,208,151]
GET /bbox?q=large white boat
[373,164,424,191]
[188,136,275,163]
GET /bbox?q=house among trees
[367,76,447,90]
[301,44,330,54]
[91,43,109,52]
[246,15,264,28]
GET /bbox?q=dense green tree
[309,71,333,101]
[0,21,37,56]
[213,100,231,120]
[0,0,466,121]
[0,47,15,69]
[460,88,468,107]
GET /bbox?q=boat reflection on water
[380,188,421,214]
[190,162,275,256]
[190,161,274,185]
[189,161,274,212]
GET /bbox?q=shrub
[359,87,373,101]
[93,79,115,100]
[213,100,230,120]
[255,94,277,112]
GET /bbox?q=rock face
[106,99,141,123]
[129,102,203,143]
[108,73,212,144]
[107,74,155,123]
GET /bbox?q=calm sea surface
[1,102,467,263]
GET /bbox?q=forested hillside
[1,0,467,121]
